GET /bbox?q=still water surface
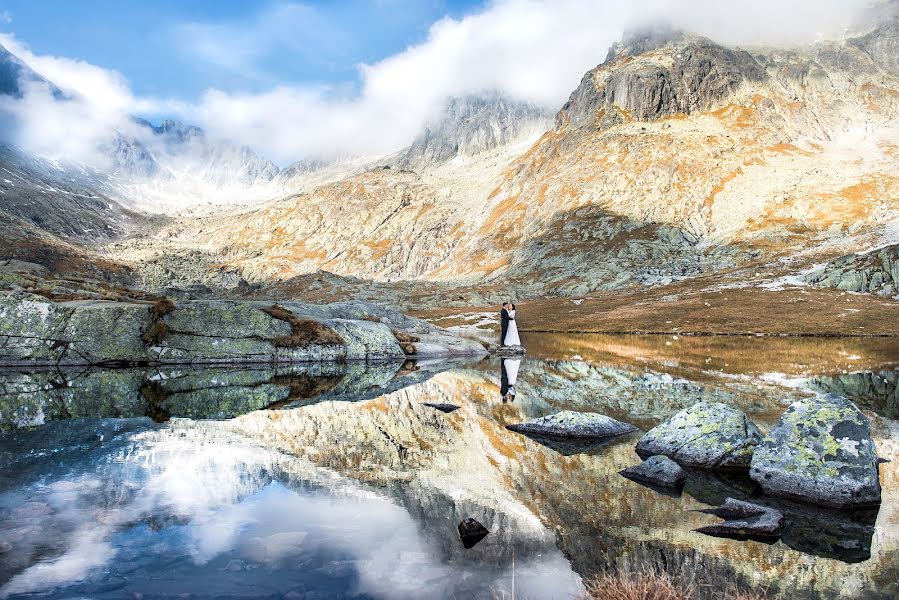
[1,333,897,599]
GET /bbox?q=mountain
[394,94,551,171]
[108,19,898,305]
[0,42,63,98]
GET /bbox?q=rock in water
[458,518,490,549]
[749,395,881,508]
[635,402,762,470]
[619,455,688,487]
[423,402,460,413]
[506,411,637,438]
[695,498,784,541]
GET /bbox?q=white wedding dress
[504,310,521,346]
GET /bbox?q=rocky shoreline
[0,292,487,367]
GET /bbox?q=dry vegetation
[149,297,176,320]
[584,571,768,600]
[392,330,420,354]
[261,304,345,348]
[141,321,169,345]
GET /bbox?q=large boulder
[749,395,881,508]
[635,402,762,470]
[506,411,636,438]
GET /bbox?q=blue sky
[0,0,871,163]
[0,0,485,98]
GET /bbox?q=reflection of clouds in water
[0,427,581,599]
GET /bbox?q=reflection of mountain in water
[0,359,472,429]
[0,420,580,599]
[1,355,898,599]
[812,369,899,419]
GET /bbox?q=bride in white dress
[503,304,521,346]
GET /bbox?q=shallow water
[1,333,897,599]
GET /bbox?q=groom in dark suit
[500,302,510,346]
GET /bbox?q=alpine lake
[1,332,897,599]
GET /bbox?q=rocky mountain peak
[395,93,551,171]
[603,25,684,64]
[557,32,767,130]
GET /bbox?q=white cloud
[0,10,12,24]
[0,0,878,167]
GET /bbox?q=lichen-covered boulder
[59,301,151,365]
[635,402,762,470]
[506,411,636,438]
[0,293,74,363]
[749,395,881,508]
[620,455,687,487]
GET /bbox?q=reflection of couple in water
[500,357,520,403]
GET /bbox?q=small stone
[458,518,489,549]
[620,455,687,487]
[506,411,636,438]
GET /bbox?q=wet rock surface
[506,410,637,438]
[635,402,763,470]
[695,498,784,541]
[620,455,687,488]
[750,395,882,508]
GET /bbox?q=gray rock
[803,244,899,297]
[506,410,637,438]
[749,395,882,508]
[0,293,481,366]
[635,402,763,470]
[695,498,784,540]
[619,455,687,487]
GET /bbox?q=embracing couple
[499,302,521,347]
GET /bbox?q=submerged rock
[695,498,784,541]
[423,402,460,414]
[506,411,637,438]
[635,402,762,470]
[619,455,687,488]
[457,518,490,549]
[749,395,881,508]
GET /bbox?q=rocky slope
[804,243,899,297]
[394,94,551,171]
[96,19,899,307]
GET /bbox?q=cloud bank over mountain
[0,0,878,165]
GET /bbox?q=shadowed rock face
[850,19,899,76]
[750,395,882,508]
[396,94,550,170]
[803,244,899,298]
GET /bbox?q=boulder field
[631,397,883,509]
[0,292,487,366]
